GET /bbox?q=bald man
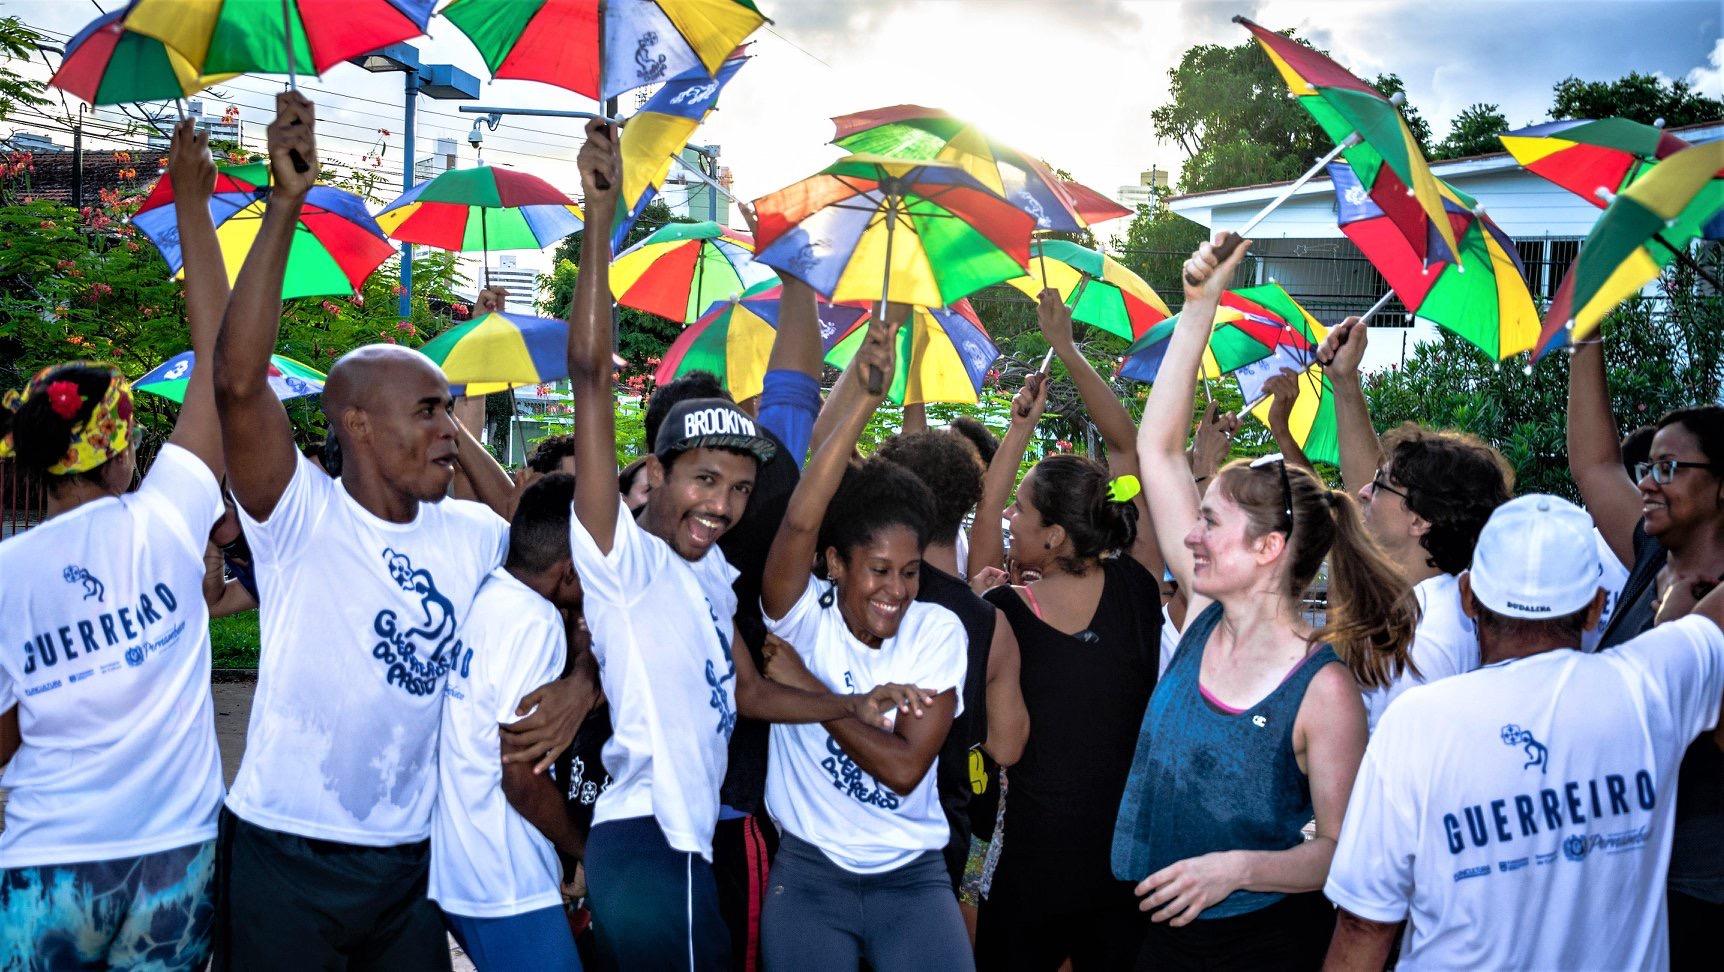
[208,93,591,971]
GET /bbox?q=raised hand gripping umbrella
[1236,356,1341,465]
[50,7,237,108]
[1330,162,1540,360]
[1204,18,1458,284]
[138,350,325,403]
[824,300,1000,406]
[375,166,584,288]
[1005,240,1171,342]
[131,161,394,299]
[1534,142,1724,359]
[830,105,1131,232]
[442,0,765,102]
[610,221,777,323]
[1118,284,1322,385]
[656,287,866,401]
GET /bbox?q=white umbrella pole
[1361,289,1396,323]
[869,193,900,395]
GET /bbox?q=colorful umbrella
[137,351,325,403]
[1234,17,1459,267]
[1501,118,1695,209]
[50,7,236,107]
[1330,162,1539,359]
[375,166,583,285]
[610,221,777,324]
[823,300,1000,406]
[442,0,765,102]
[656,288,866,401]
[830,105,1131,232]
[1534,141,1724,358]
[131,161,393,299]
[1005,240,1170,342]
[125,0,436,79]
[610,50,749,250]
[419,311,571,396]
[752,155,1036,310]
[1238,356,1340,466]
[1118,284,1323,385]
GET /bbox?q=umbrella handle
[1183,232,1243,287]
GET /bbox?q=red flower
[46,380,83,418]
[391,284,407,297]
[1055,439,1073,452]
[90,282,112,298]
[320,300,342,317]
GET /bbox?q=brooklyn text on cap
[653,397,778,465]
[1467,493,1601,620]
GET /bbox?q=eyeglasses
[1371,469,1410,502]
[1250,453,1295,533]
[1635,459,1716,485]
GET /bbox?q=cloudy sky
[7,0,1721,238]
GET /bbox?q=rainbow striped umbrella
[611,221,777,324]
[753,155,1035,310]
[1238,356,1340,466]
[131,162,392,299]
[443,0,765,102]
[824,300,999,406]
[656,288,865,401]
[137,351,324,403]
[50,7,235,106]
[1501,118,1695,210]
[419,311,570,396]
[375,166,583,285]
[1005,240,1170,342]
[1119,284,1322,385]
[124,0,435,78]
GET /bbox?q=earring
[1044,541,1052,549]
[818,580,837,609]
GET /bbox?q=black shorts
[1137,891,1335,972]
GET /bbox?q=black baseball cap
[652,398,778,465]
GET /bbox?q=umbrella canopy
[375,166,584,256]
[1005,240,1170,342]
[419,311,571,396]
[656,288,866,402]
[611,221,777,324]
[1501,118,1694,208]
[752,155,1035,308]
[442,0,765,102]
[824,300,999,405]
[1238,355,1340,465]
[1535,141,1724,357]
[1238,17,1459,266]
[1119,284,1323,385]
[1331,162,1539,359]
[131,162,393,299]
[137,350,325,403]
[830,105,1131,232]
[50,7,236,106]
[612,50,750,250]
[125,0,435,77]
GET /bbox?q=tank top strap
[1018,584,1043,620]
[1264,642,1342,720]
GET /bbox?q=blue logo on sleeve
[371,549,464,697]
[705,599,736,738]
[63,566,104,603]
[1501,724,1548,773]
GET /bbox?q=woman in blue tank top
[1118,237,1416,970]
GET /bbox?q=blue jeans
[444,905,581,972]
[760,833,974,971]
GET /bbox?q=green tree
[1551,72,1724,129]
[0,16,49,124]
[1435,103,1510,160]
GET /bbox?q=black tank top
[918,564,997,872]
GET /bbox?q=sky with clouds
[6,0,1721,242]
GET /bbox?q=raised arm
[1317,318,1379,496]
[1264,370,1315,474]
[761,305,903,621]
[567,120,624,552]
[967,373,1050,584]
[166,119,228,476]
[213,93,317,519]
[1136,234,1250,602]
[1568,338,1639,564]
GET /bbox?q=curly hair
[1382,424,1513,576]
[1656,407,1724,469]
[948,416,1000,467]
[817,457,936,569]
[875,430,984,543]
[527,434,577,474]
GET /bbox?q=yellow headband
[0,362,133,475]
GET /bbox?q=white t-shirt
[1582,528,1632,653]
[764,577,967,874]
[0,445,224,867]
[569,497,739,862]
[1362,573,1479,733]
[226,455,508,845]
[1159,605,1182,680]
[430,569,567,919]
[1326,616,1724,971]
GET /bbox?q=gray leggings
[760,833,974,971]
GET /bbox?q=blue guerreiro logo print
[372,548,464,697]
[705,599,737,737]
[1501,723,1548,773]
[63,565,105,603]
[821,735,901,809]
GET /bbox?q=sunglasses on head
[1249,453,1294,533]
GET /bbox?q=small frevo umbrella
[610,221,777,324]
[656,286,865,402]
[137,351,325,403]
[824,301,1000,406]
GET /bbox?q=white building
[1166,121,1723,369]
[414,137,460,184]
[144,99,240,150]
[484,254,541,313]
[1118,166,1171,212]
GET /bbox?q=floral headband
[0,362,133,475]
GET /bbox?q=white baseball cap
[1468,494,1602,619]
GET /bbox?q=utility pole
[71,105,84,211]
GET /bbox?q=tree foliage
[1551,72,1724,129]
[0,16,49,125]
[1435,103,1509,160]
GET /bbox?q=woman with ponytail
[0,122,231,968]
[968,291,1167,970]
[1116,235,1414,970]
